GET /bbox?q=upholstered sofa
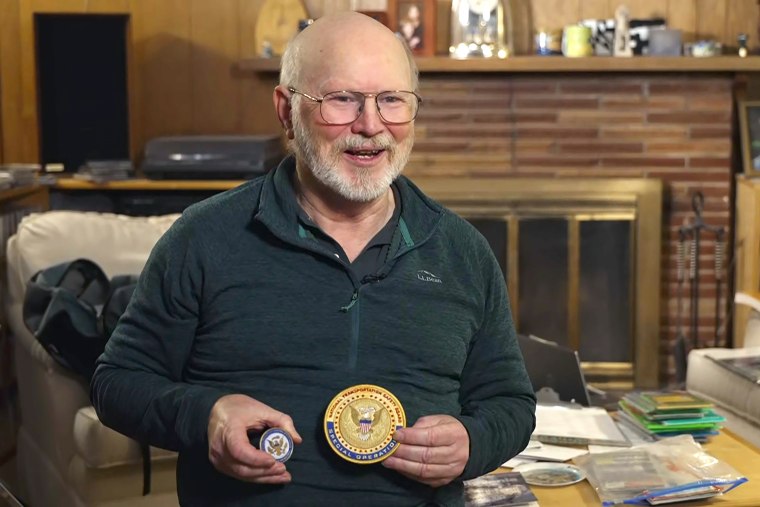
[686,294,760,449]
[5,211,180,507]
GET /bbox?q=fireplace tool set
[674,192,725,384]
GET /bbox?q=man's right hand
[207,394,302,483]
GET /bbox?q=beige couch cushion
[74,407,176,469]
[7,210,180,307]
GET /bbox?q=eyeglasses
[288,87,422,125]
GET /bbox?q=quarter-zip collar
[253,155,446,260]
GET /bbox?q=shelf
[238,55,760,74]
[53,178,245,191]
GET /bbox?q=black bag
[22,259,138,381]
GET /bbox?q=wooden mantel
[238,56,760,74]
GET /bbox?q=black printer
[141,135,284,179]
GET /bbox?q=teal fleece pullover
[91,156,536,506]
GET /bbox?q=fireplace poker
[679,191,725,351]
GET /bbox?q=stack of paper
[532,403,630,447]
[503,403,627,468]
[617,391,724,442]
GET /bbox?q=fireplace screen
[416,178,662,389]
[470,217,633,378]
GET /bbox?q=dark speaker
[36,14,130,172]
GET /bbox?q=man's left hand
[381,414,469,488]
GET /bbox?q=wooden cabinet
[734,176,760,347]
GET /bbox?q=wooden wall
[0,0,759,164]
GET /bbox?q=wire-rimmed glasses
[288,87,422,125]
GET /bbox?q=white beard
[290,110,413,202]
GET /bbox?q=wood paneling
[625,0,667,18]
[532,0,581,33]
[239,0,280,134]
[88,0,130,13]
[667,0,697,43]
[0,0,22,162]
[579,0,612,20]
[695,0,727,41]
[190,0,240,133]
[131,0,193,142]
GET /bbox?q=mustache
[336,134,395,152]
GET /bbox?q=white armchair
[686,292,760,449]
[5,211,180,507]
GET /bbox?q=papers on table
[503,440,588,467]
[519,441,588,461]
[533,403,630,446]
[504,403,630,467]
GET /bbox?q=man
[91,11,535,506]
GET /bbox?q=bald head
[280,11,418,92]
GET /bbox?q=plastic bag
[573,434,747,505]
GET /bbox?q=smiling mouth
[345,148,384,158]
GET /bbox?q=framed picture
[388,0,436,57]
[358,11,390,29]
[739,100,760,176]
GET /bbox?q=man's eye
[327,94,358,104]
[380,94,405,105]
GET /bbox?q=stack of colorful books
[616,391,725,442]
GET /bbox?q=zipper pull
[340,290,359,312]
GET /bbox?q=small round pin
[259,427,294,463]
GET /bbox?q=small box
[648,29,682,56]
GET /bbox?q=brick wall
[407,73,735,382]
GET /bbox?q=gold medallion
[324,384,406,464]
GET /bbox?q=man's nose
[351,98,385,136]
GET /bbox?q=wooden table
[502,430,760,506]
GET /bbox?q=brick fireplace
[405,73,735,387]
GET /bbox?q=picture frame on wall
[387,0,436,57]
[739,100,760,176]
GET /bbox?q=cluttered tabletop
[468,392,760,507]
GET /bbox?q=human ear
[273,85,294,139]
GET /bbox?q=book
[464,472,539,506]
[619,400,724,429]
[635,391,712,412]
[618,403,724,432]
[621,394,708,420]
[708,354,760,384]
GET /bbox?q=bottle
[738,33,749,58]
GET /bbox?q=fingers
[381,415,469,487]
[207,394,302,482]
[220,452,292,483]
[265,412,303,444]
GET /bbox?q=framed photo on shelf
[387,0,436,57]
[739,100,760,176]
[358,11,390,29]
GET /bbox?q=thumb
[259,409,303,444]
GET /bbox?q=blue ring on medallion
[325,421,403,462]
[259,427,294,463]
